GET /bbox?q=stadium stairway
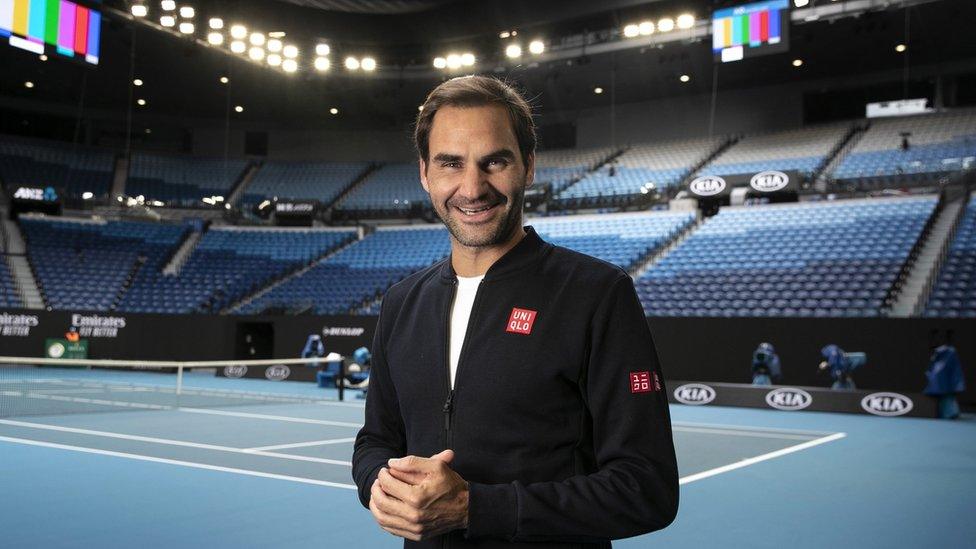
[820,123,869,187]
[223,229,364,314]
[110,154,128,200]
[678,136,737,190]
[812,123,866,189]
[162,228,204,275]
[225,162,262,207]
[545,147,627,207]
[888,189,970,317]
[1,219,44,309]
[629,211,703,279]
[322,164,380,217]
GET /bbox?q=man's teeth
[460,205,492,214]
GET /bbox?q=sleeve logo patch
[506,307,537,335]
[631,371,661,393]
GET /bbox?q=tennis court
[1,364,973,548]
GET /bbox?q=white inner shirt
[449,275,484,389]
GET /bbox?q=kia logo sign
[689,176,727,197]
[765,387,812,411]
[264,364,291,381]
[224,365,248,379]
[673,383,716,405]
[861,392,914,417]
[749,171,790,193]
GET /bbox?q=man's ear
[419,158,430,193]
[524,153,535,189]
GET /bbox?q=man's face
[420,104,534,248]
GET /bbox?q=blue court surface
[1,368,974,548]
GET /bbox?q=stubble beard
[437,184,525,249]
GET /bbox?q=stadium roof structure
[0,0,973,133]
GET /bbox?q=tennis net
[0,356,353,419]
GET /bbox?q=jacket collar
[438,226,550,282]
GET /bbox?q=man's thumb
[430,449,455,463]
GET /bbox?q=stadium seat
[638,196,937,317]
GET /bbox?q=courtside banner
[666,380,936,418]
[687,170,801,197]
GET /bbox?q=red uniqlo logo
[506,308,537,335]
[631,371,653,393]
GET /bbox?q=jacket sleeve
[351,299,407,509]
[464,274,679,542]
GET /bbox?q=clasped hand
[369,449,470,541]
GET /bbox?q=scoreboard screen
[0,0,101,65]
[712,0,789,63]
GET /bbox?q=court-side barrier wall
[648,317,975,406]
[0,310,972,405]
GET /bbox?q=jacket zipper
[442,279,458,549]
[443,278,486,449]
[443,279,458,449]
[443,278,485,549]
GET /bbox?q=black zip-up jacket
[353,227,678,548]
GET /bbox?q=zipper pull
[443,390,455,431]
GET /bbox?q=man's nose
[456,164,487,200]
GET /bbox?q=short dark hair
[414,75,536,169]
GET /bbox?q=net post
[176,362,184,396]
[338,358,345,402]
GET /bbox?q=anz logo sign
[765,387,813,411]
[13,186,59,202]
[673,383,716,405]
[688,176,727,197]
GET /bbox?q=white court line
[678,432,847,485]
[673,426,816,441]
[0,420,845,491]
[671,420,836,437]
[0,435,357,490]
[0,419,352,467]
[245,438,358,452]
[177,407,362,428]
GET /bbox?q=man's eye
[442,161,461,169]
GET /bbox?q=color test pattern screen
[712,0,790,63]
[0,0,101,65]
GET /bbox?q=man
[352,75,678,548]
